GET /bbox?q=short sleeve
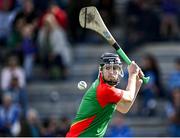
[105,86,123,103]
[96,73,123,107]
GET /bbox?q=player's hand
[128,61,139,77]
[136,71,143,87]
[138,68,144,78]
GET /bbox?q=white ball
[78,81,87,90]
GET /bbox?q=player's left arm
[116,71,143,113]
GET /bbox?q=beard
[108,75,118,81]
[104,75,120,86]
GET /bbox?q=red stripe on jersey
[66,115,96,137]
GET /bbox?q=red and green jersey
[66,73,123,137]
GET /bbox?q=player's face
[102,64,122,82]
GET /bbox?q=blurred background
[0,0,179,137]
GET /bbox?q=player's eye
[113,66,120,71]
[105,66,111,70]
[113,65,121,71]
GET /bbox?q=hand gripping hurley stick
[79,6,150,84]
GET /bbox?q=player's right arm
[116,61,143,113]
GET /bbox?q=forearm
[125,74,137,101]
[117,76,142,113]
[126,79,142,107]
[126,68,143,102]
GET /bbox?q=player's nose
[109,68,114,74]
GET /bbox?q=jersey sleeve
[96,73,123,107]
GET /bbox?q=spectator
[97,0,115,26]
[38,1,68,31]
[160,0,180,40]
[165,87,180,137]
[0,0,18,46]
[106,113,133,137]
[0,93,21,136]
[140,54,162,116]
[21,24,38,81]
[7,15,23,63]
[40,116,58,137]
[6,76,28,116]
[0,55,28,115]
[14,0,38,30]
[167,58,180,93]
[19,108,41,137]
[38,13,72,80]
[124,0,160,53]
[57,116,70,137]
[8,0,38,64]
[67,0,92,43]
[1,55,26,91]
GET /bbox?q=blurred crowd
[123,0,180,53]
[0,0,72,136]
[0,0,179,137]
